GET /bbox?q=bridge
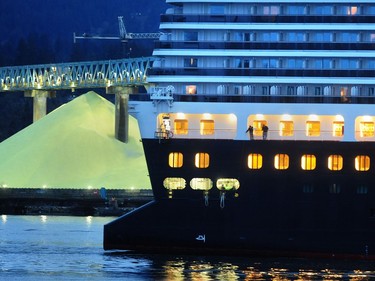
[0,57,158,142]
[0,57,156,92]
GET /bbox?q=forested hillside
[0,0,169,141]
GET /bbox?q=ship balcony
[160,14,375,24]
[148,67,375,79]
[154,41,374,51]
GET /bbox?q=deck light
[176,112,185,119]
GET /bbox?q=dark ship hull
[104,139,375,259]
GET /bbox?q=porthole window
[248,153,263,169]
[301,154,316,170]
[195,153,210,168]
[190,178,213,191]
[163,178,186,190]
[216,178,240,191]
[274,154,289,170]
[329,183,341,194]
[168,152,183,168]
[357,185,368,194]
[328,155,343,171]
[302,184,314,193]
[355,155,370,171]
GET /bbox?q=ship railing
[154,130,173,140]
[247,130,345,141]
[153,129,346,141]
[149,86,174,101]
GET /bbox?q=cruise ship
[104,0,375,259]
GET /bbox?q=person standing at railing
[246,124,254,140]
[262,124,269,140]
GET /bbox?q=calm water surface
[0,215,374,281]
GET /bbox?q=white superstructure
[131,1,375,142]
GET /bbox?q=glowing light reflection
[40,215,47,223]
[86,216,93,226]
[281,114,292,120]
[176,112,185,119]
[335,115,344,121]
[229,113,236,121]
[362,115,373,122]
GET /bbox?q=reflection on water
[111,253,375,281]
[0,215,374,281]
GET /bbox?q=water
[0,215,374,281]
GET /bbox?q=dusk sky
[0,0,169,140]
[0,0,168,60]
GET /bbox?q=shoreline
[0,188,153,216]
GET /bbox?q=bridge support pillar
[24,90,56,122]
[107,86,138,143]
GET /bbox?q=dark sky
[0,0,169,141]
[0,0,169,61]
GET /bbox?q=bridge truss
[0,57,157,92]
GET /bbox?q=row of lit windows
[229,31,375,44]
[172,118,375,138]
[163,177,240,191]
[184,57,375,70]
[183,84,375,97]
[169,152,371,171]
[208,4,375,16]
[183,31,375,44]
[163,177,369,195]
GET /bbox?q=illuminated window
[163,178,186,190]
[306,121,320,137]
[195,153,210,168]
[253,120,267,137]
[355,155,370,171]
[216,178,240,191]
[333,121,344,137]
[190,178,213,190]
[328,155,343,171]
[360,122,374,137]
[200,120,214,135]
[186,85,197,95]
[274,154,289,170]
[174,119,188,135]
[301,154,316,170]
[168,152,183,168]
[279,121,294,136]
[248,153,263,169]
[339,6,359,15]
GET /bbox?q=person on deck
[246,124,254,140]
[262,124,269,140]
